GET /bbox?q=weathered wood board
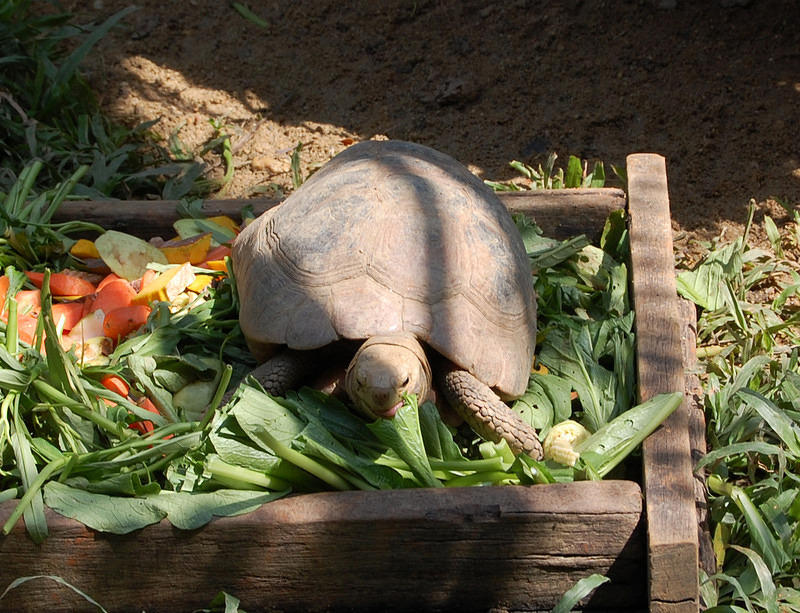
[0,156,698,612]
[627,154,699,612]
[51,187,626,242]
[1,482,645,612]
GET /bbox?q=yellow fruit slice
[132,263,195,305]
[159,233,212,265]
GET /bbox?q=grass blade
[736,388,800,457]
[552,574,610,613]
[42,7,137,113]
[728,546,778,613]
[0,575,109,612]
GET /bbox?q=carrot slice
[138,397,160,415]
[89,279,136,314]
[15,314,39,347]
[51,302,85,333]
[25,271,96,297]
[100,373,130,397]
[129,419,154,435]
[0,275,9,314]
[102,305,151,341]
[14,289,41,315]
[96,273,123,292]
[129,396,159,434]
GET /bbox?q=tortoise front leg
[250,349,317,396]
[440,367,543,459]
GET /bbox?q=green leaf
[205,590,244,613]
[367,397,441,488]
[695,441,786,471]
[43,481,164,533]
[728,484,791,573]
[9,415,48,543]
[552,573,610,613]
[231,384,352,490]
[736,389,800,457]
[564,155,583,188]
[676,239,744,310]
[537,326,617,431]
[588,161,606,188]
[728,546,778,613]
[512,373,572,435]
[577,392,682,478]
[43,481,286,533]
[297,421,402,490]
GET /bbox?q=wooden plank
[626,154,698,610]
[502,188,626,240]
[51,188,626,242]
[680,297,716,578]
[0,481,645,613]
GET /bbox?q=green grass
[0,1,207,200]
[676,203,800,611]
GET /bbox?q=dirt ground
[72,0,799,262]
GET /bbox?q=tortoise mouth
[370,400,403,420]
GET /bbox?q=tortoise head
[345,333,432,419]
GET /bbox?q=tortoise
[232,140,542,457]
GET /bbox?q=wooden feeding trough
[0,154,701,612]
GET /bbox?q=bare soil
[72,0,799,262]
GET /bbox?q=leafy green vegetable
[576,392,682,478]
[367,395,441,488]
[43,481,285,533]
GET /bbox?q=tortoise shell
[232,140,536,398]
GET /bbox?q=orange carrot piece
[129,396,159,434]
[96,273,123,292]
[15,313,39,346]
[25,271,96,297]
[89,279,136,314]
[100,373,130,397]
[138,397,159,415]
[0,276,9,315]
[129,420,154,435]
[51,302,85,332]
[102,305,151,341]
[14,289,41,315]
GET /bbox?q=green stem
[31,379,133,440]
[199,363,232,430]
[2,456,68,535]
[206,455,291,491]
[5,297,18,354]
[252,428,352,491]
[444,471,518,488]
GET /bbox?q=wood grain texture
[627,154,699,610]
[680,297,716,579]
[51,188,626,242]
[0,481,645,613]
